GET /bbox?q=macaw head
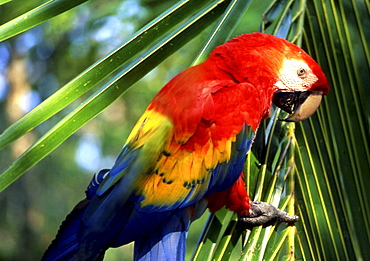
[271,44,329,122]
[208,32,330,122]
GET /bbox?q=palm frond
[294,0,370,259]
[0,0,89,41]
[0,0,368,260]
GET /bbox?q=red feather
[206,174,251,216]
[43,32,330,261]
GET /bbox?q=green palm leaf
[293,0,370,259]
[0,0,89,42]
[0,0,368,260]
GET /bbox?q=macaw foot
[239,201,299,226]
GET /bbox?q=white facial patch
[274,59,318,92]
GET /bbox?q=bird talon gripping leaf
[239,201,300,226]
[43,33,329,261]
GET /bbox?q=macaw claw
[239,201,299,226]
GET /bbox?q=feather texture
[44,32,329,260]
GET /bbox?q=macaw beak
[272,91,323,122]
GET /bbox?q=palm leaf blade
[294,0,370,259]
[0,0,368,260]
[0,0,89,42]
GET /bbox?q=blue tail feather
[42,170,109,261]
[42,199,90,261]
[134,208,192,261]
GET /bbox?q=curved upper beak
[272,91,323,122]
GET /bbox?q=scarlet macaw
[43,32,329,261]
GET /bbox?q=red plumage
[43,32,329,261]
[206,174,251,216]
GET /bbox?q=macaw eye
[297,68,306,78]
[297,68,307,77]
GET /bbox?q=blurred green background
[0,1,269,260]
[1,0,369,260]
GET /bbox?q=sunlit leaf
[0,0,369,260]
[0,0,12,5]
[0,0,89,41]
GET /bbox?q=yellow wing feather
[124,108,236,210]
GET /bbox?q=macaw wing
[130,117,255,213]
[95,79,259,213]
[96,110,174,198]
[79,111,176,244]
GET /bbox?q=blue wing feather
[206,123,255,195]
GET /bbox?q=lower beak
[272,91,323,122]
